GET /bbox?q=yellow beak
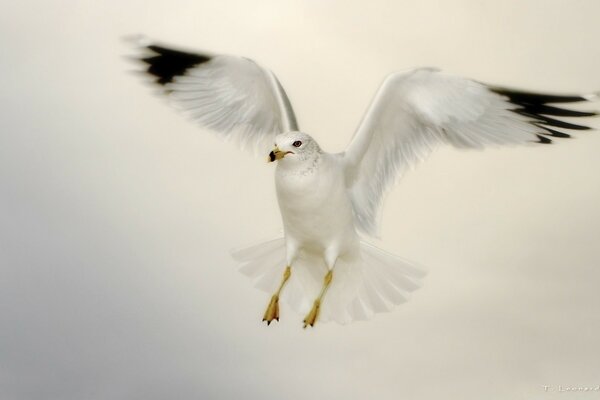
[268,146,286,162]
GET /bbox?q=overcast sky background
[1,1,600,399]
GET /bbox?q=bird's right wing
[130,37,298,154]
[343,68,597,237]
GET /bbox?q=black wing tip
[537,126,572,139]
[515,104,597,118]
[129,37,212,86]
[516,110,593,131]
[490,86,597,142]
[536,134,553,144]
[490,86,590,104]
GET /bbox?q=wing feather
[131,39,298,154]
[344,68,597,237]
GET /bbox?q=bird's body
[130,37,598,327]
[274,139,357,264]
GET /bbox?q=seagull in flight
[129,37,598,327]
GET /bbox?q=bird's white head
[268,131,321,165]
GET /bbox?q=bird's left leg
[303,247,338,328]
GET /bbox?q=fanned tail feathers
[232,238,426,324]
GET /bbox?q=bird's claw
[262,294,280,325]
[303,300,320,328]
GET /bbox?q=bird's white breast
[275,154,357,252]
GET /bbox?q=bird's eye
[293,141,302,147]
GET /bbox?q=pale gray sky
[1,1,600,399]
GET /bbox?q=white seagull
[130,38,598,327]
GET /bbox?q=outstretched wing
[130,37,298,154]
[343,68,598,237]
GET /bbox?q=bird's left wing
[343,68,597,237]
[130,37,298,154]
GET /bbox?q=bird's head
[268,131,321,164]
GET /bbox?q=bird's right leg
[262,266,291,325]
[262,242,297,325]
